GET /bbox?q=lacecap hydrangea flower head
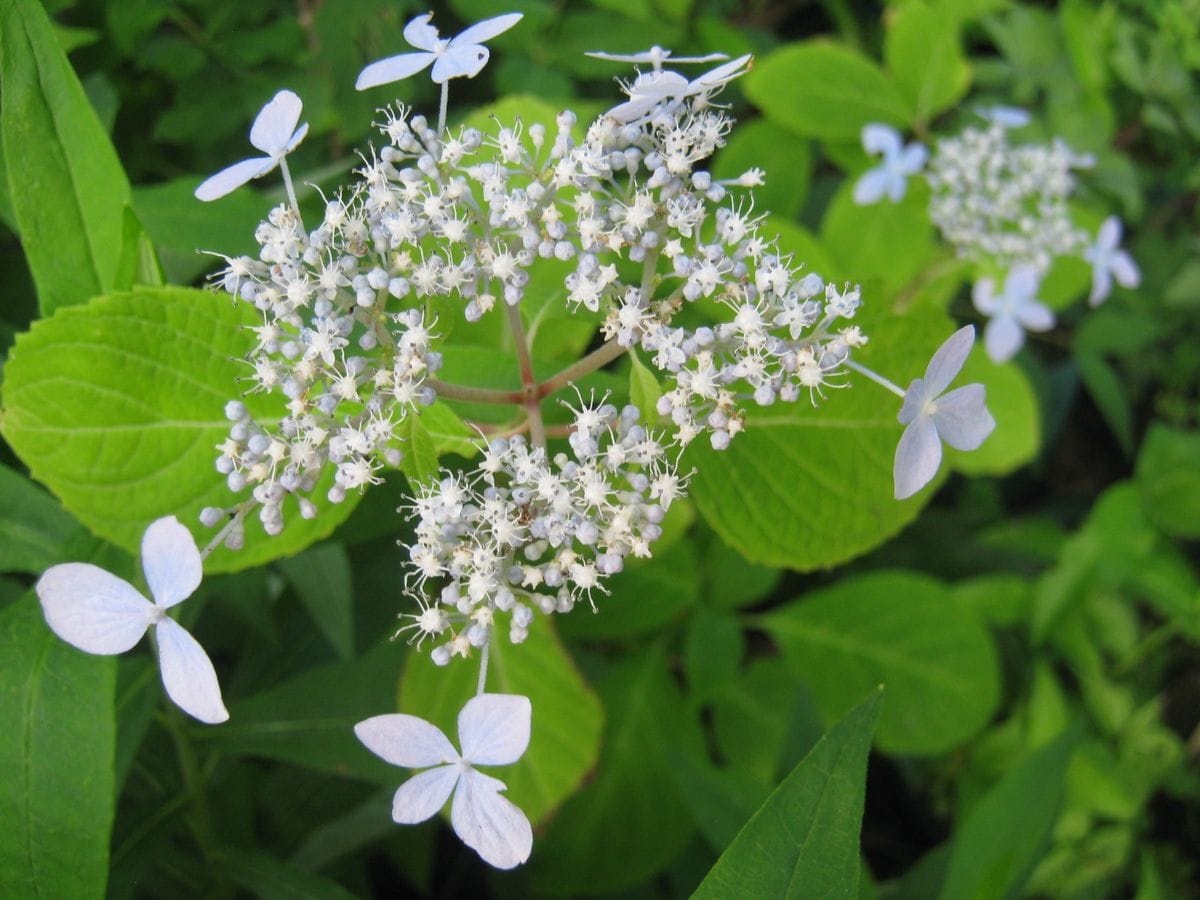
[38,10,999,870]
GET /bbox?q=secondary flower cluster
[399,400,683,665]
[855,111,1140,362]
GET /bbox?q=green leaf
[744,41,911,142]
[628,349,662,424]
[0,464,84,573]
[821,180,936,292]
[951,349,1039,476]
[0,594,116,898]
[400,615,602,825]
[208,641,406,783]
[1136,424,1200,539]
[0,0,133,314]
[884,1,972,125]
[684,608,745,704]
[694,688,883,899]
[216,848,358,900]
[557,538,699,639]
[530,644,703,895]
[760,571,1000,755]
[713,119,812,219]
[712,656,823,784]
[0,286,360,573]
[937,727,1078,900]
[277,543,355,660]
[395,412,439,488]
[687,302,951,570]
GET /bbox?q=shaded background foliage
[1,0,1199,897]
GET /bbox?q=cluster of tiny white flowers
[926,117,1091,272]
[397,400,683,665]
[205,196,441,536]
[207,60,869,534]
[552,96,868,449]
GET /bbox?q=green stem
[537,339,629,399]
[506,303,546,449]
[425,377,524,405]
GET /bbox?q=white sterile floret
[606,54,752,124]
[894,326,995,500]
[1084,216,1141,307]
[36,517,229,724]
[853,124,927,205]
[195,90,308,201]
[585,46,729,72]
[972,265,1054,362]
[354,694,533,869]
[356,12,523,89]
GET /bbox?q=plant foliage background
[1,0,1198,897]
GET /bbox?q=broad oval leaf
[760,571,1000,755]
[884,0,972,125]
[0,286,359,573]
[400,615,602,825]
[0,594,116,898]
[694,688,883,899]
[744,41,912,142]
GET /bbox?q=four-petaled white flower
[356,12,523,90]
[585,46,729,71]
[1084,215,1140,307]
[895,326,995,500]
[36,516,229,724]
[355,694,533,869]
[853,123,927,205]
[195,90,308,201]
[606,54,752,123]
[972,265,1055,362]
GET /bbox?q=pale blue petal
[690,54,752,91]
[894,416,942,500]
[972,278,998,316]
[1111,251,1140,288]
[852,167,889,205]
[250,90,303,155]
[432,45,489,82]
[1014,300,1054,332]
[884,169,908,202]
[458,694,531,765]
[142,516,202,609]
[452,13,523,46]
[156,617,229,724]
[862,123,901,158]
[194,157,274,201]
[897,378,926,426]
[1088,266,1113,307]
[1097,215,1121,251]
[932,384,995,451]
[356,52,434,90]
[1004,265,1041,302]
[450,769,532,870]
[924,325,975,395]
[392,766,459,824]
[355,713,458,768]
[899,142,928,174]
[984,315,1024,363]
[37,563,151,655]
[403,14,440,51]
[285,122,309,153]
